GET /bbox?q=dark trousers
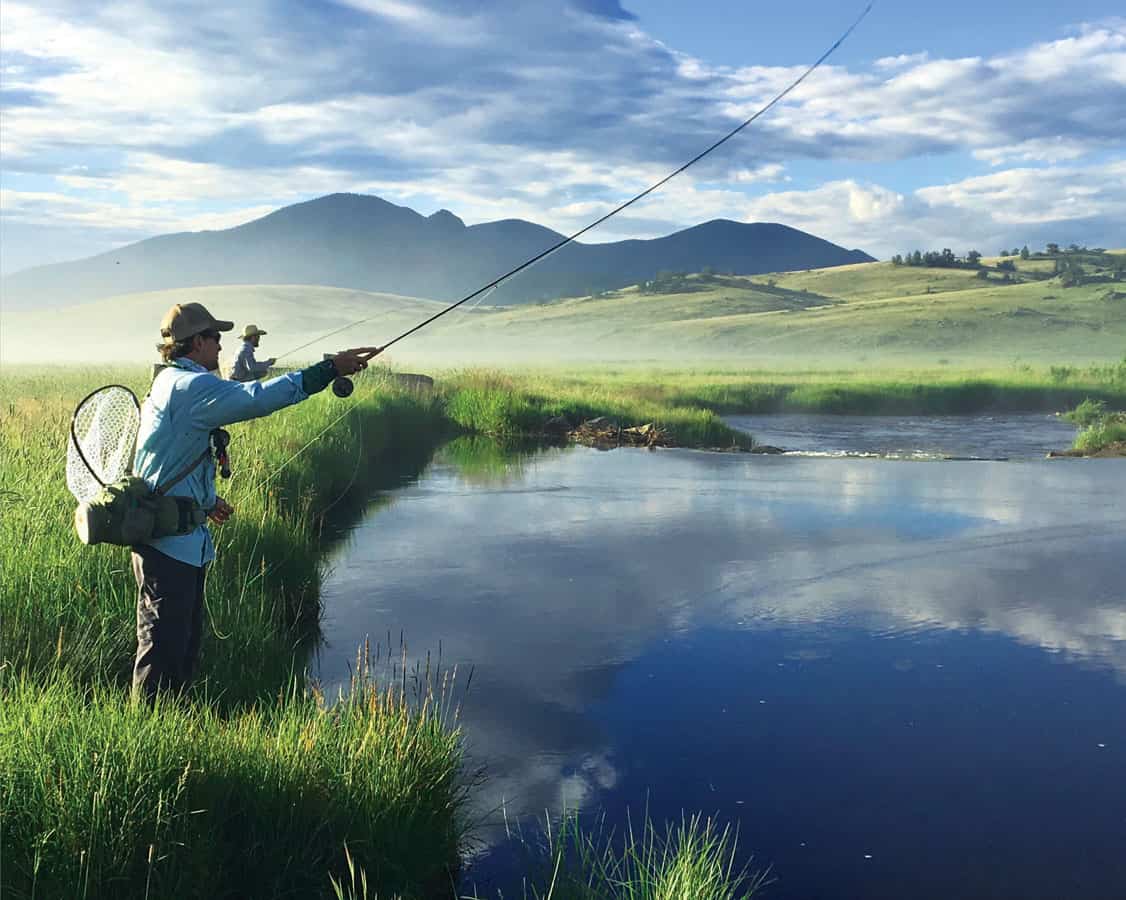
[131,544,206,700]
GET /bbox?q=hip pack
[74,474,208,546]
[67,381,214,547]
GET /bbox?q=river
[316,414,1126,899]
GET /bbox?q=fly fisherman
[132,301,378,700]
[229,323,275,382]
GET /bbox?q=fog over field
[4,254,1123,371]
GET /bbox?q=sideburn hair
[159,335,195,362]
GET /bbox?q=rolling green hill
[415,251,1126,366]
[2,253,1123,368]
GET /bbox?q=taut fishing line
[274,2,873,363]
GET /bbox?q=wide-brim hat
[157,302,233,349]
[240,324,268,340]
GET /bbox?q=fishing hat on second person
[240,324,268,340]
[158,302,234,348]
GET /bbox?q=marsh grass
[0,658,467,900]
[1,366,467,898]
[440,370,752,448]
[1073,412,1126,453]
[466,811,769,899]
[549,361,1126,416]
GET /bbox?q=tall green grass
[1073,412,1126,453]
[0,662,466,899]
[563,360,1126,416]
[462,812,769,900]
[439,370,752,448]
[1,367,468,898]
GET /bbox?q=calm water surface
[317,416,1126,900]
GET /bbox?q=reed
[464,811,770,899]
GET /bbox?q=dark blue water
[317,420,1126,900]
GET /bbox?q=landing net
[66,385,141,503]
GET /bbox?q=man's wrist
[299,359,337,395]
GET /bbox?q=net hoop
[67,384,141,502]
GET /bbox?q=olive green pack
[74,474,208,546]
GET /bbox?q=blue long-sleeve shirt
[133,358,309,566]
[230,340,271,382]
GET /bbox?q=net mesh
[66,385,141,503]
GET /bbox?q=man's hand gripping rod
[327,347,383,396]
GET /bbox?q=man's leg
[132,545,205,701]
[181,564,207,687]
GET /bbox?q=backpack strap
[154,446,212,496]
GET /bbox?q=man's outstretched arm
[189,348,381,429]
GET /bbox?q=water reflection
[317,444,1126,899]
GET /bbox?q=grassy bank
[437,369,752,447]
[454,360,1126,418]
[1062,399,1126,455]
[1,667,465,899]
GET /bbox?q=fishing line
[274,2,873,362]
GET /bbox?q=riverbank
[1049,400,1126,457]
[491,360,1126,417]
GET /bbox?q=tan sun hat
[157,302,234,347]
[240,324,268,340]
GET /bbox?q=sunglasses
[199,330,222,342]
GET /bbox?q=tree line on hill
[890,243,1126,287]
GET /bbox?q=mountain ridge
[0,192,874,309]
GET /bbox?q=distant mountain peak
[428,209,465,230]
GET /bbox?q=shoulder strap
[154,446,212,496]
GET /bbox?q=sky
[1,0,1124,275]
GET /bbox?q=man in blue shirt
[132,300,378,700]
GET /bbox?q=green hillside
[416,250,1126,366]
[2,253,1123,368]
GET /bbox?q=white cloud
[973,137,1094,166]
[731,163,787,184]
[874,51,929,70]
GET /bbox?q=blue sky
[1,0,1124,274]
